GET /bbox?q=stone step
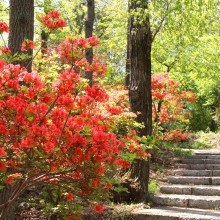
[174,169,220,176]
[176,164,220,170]
[176,159,220,164]
[187,155,220,160]
[167,176,220,185]
[193,150,220,155]
[131,207,220,220]
[152,194,220,209]
[160,185,220,196]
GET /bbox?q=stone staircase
[131,150,220,220]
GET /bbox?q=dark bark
[128,0,152,202]
[8,0,34,72]
[0,185,15,220]
[41,30,49,54]
[40,0,52,55]
[125,22,131,88]
[85,0,95,87]
[154,100,163,123]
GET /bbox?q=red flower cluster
[0,59,4,70]
[0,46,11,55]
[0,61,147,217]
[66,192,74,201]
[39,10,66,30]
[152,73,196,142]
[57,37,99,65]
[6,173,22,185]
[21,39,35,52]
[164,129,190,142]
[93,204,104,213]
[0,22,9,34]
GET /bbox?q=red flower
[90,178,101,188]
[93,204,104,213]
[44,142,55,152]
[0,59,4,70]
[6,173,22,185]
[40,10,66,30]
[105,183,112,189]
[0,147,7,157]
[48,10,60,18]
[114,159,130,168]
[66,192,74,201]
[21,40,35,52]
[0,160,6,171]
[86,84,109,102]
[0,22,9,33]
[107,105,123,114]
[87,36,99,47]
[0,47,11,54]
[21,138,33,149]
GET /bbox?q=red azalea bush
[152,73,196,142]
[0,12,148,219]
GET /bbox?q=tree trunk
[41,30,49,55]
[0,185,15,220]
[128,0,152,202]
[41,0,52,55]
[85,0,95,87]
[125,22,130,88]
[8,0,34,72]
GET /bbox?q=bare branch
[152,1,172,41]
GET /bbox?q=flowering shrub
[39,10,66,30]
[152,73,196,142]
[0,12,149,219]
[0,22,9,34]
[0,47,11,55]
[21,39,35,52]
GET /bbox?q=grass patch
[188,131,220,149]
[148,180,159,194]
[174,148,192,157]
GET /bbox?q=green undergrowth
[176,131,220,149]
[148,180,159,194]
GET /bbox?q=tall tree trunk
[41,0,52,55]
[128,0,152,202]
[41,30,49,55]
[125,22,130,88]
[85,0,95,87]
[8,0,34,72]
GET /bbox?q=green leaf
[27,115,34,121]
[113,185,128,193]
[21,86,28,92]
[34,148,44,157]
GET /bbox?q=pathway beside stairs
[131,150,220,220]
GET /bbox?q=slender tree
[8,0,34,72]
[41,0,52,54]
[85,0,95,86]
[127,0,152,202]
